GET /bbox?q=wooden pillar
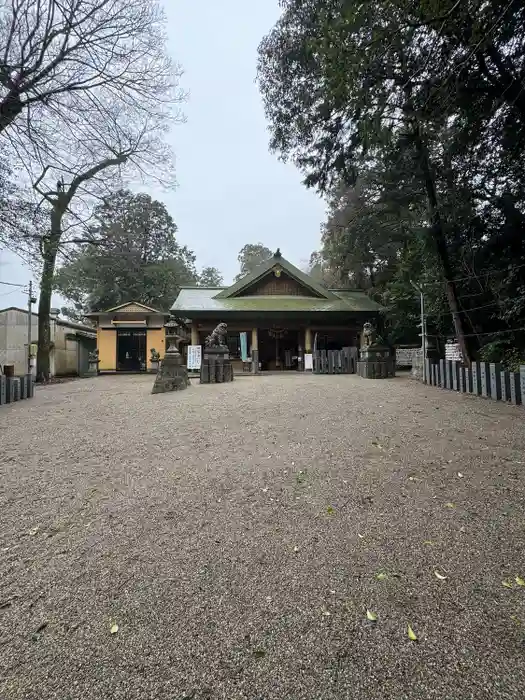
[251,327,259,374]
[191,322,199,346]
[305,327,312,353]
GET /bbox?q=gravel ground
[1,373,525,700]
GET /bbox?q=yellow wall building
[87,302,170,372]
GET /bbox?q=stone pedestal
[251,349,259,375]
[84,359,100,377]
[151,349,190,394]
[357,344,396,379]
[200,346,234,383]
[5,376,19,402]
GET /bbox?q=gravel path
[1,373,524,700]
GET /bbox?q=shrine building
[170,250,382,372]
[87,302,171,372]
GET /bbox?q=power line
[0,288,20,298]
[0,280,26,287]
[439,326,525,340]
[419,261,525,288]
[428,300,500,319]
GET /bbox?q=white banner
[187,345,202,370]
[304,353,313,371]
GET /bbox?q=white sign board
[187,345,202,370]
[304,353,313,371]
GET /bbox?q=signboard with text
[187,345,202,370]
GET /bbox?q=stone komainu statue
[362,321,376,347]
[205,322,228,348]
[88,348,99,363]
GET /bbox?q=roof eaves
[103,301,161,313]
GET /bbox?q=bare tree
[26,114,173,379]
[0,0,184,379]
[0,0,180,140]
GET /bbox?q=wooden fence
[425,359,525,405]
[313,348,357,374]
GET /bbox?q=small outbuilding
[86,302,171,372]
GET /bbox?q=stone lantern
[151,318,190,394]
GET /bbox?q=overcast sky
[0,0,325,311]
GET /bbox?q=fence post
[509,372,519,405]
[520,366,525,406]
[501,370,508,402]
[321,350,327,374]
[471,363,480,396]
[489,363,502,401]
[479,362,489,398]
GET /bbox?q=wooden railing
[312,348,357,374]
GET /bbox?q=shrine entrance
[116,329,147,372]
[258,327,301,371]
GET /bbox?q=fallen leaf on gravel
[110,624,119,634]
[434,571,447,581]
[407,625,418,641]
[515,576,525,587]
[423,540,434,545]
[366,609,378,622]
[326,506,334,515]
[502,581,513,589]
[376,573,388,581]
[445,502,455,508]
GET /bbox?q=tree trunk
[0,91,23,133]
[412,125,471,365]
[37,208,62,381]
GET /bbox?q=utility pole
[27,281,37,374]
[411,281,427,383]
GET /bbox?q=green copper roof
[171,252,382,315]
[171,288,381,313]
